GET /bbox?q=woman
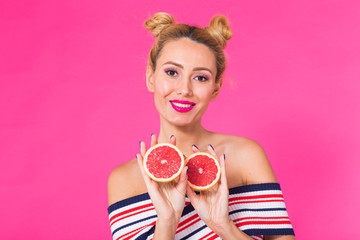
[108,12,295,240]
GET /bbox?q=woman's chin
[170,120,193,127]
[165,116,199,127]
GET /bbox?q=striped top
[108,183,294,240]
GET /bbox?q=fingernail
[183,154,187,158]
[139,141,142,147]
[170,135,174,139]
[186,168,189,174]
[209,144,214,150]
[151,133,154,137]
[135,154,138,159]
[223,154,226,160]
[192,144,198,149]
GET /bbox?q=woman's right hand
[136,134,188,236]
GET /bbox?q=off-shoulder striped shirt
[108,183,294,239]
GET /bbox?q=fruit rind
[143,143,185,182]
[186,152,221,191]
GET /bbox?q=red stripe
[235,220,292,227]
[110,207,155,227]
[109,203,153,223]
[195,224,267,240]
[229,194,283,202]
[229,199,284,206]
[198,231,214,240]
[234,217,290,223]
[177,213,199,229]
[117,221,156,240]
[176,217,202,233]
[239,216,289,221]
[123,227,145,240]
[116,224,146,240]
[207,233,220,240]
[253,235,263,240]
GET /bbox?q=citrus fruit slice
[143,143,185,182]
[186,152,221,191]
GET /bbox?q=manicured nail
[209,144,214,150]
[151,133,154,137]
[135,154,138,159]
[183,154,187,158]
[192,144,198,149]
[139,141,142,147]
[170,135,174,139]
[186,168,189,174]
[223,154,226,160]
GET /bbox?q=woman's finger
[136,153,153,186]
[140,141,146,156]
[186,184,199,207]
[150,133,158,147]
[207,144,218,158]
[170,135,176,145]
[218,154,228,189]
[191,144,200,153]
[176,166,188,192]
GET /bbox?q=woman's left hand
[186,145,232,234]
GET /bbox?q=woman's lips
[170,100,196,113]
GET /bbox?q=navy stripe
[180,224,208,240]
[244,228,295,236]
[136,224,156,240]
[229,183,281,195]
[230,208,288,215]
[181,201,195,216]
[112,214,157,236]
[108,192,150,214]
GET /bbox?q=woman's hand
[186,145,232,235]
[136,134,188,237]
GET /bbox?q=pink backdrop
[1,0,359,239]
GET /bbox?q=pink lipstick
[170,100,196,113]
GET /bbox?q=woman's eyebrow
[163,61,183,68]
[193,67,212,74]
[163,61,213,74]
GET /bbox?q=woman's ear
[146,65,155,93]
[211,77,223,100]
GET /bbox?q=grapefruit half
[143,143,185,182]
[186,152,221,191]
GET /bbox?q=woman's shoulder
[211,132,266,155]
[211,133,278,186]
[107,158,146,206]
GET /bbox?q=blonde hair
[144,12,232,82]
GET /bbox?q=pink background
[1,0,359,239]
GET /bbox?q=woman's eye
[195,75,209,82]
[165,70,178,77]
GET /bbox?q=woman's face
[146,37,222,127]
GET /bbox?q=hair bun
[144,12,175,37]
[205,16,233,48]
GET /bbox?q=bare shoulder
[215,134,277,186]
[107,158,146,206]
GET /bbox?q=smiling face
[146,37,222,127]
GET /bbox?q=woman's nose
[176,77,193,96]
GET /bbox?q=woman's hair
[144,12,232,82]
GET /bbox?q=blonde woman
[108,12,295,240]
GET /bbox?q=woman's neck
[157,120,211,157]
